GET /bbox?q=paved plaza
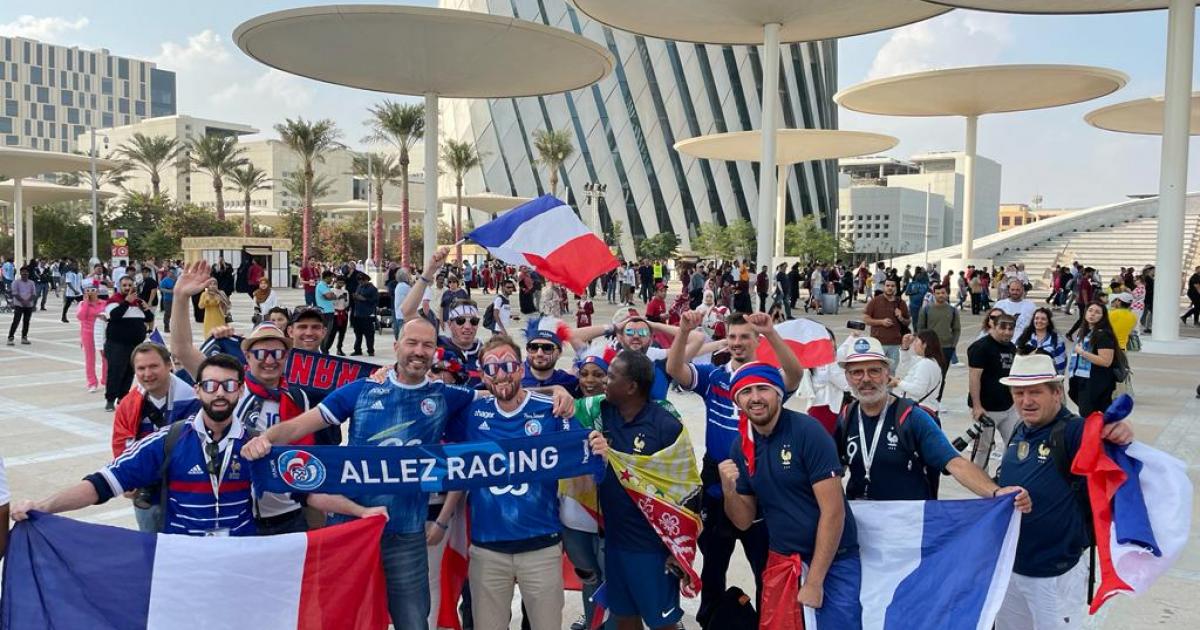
[1,285,1197,628]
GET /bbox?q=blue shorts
[806,553,863,630]
[604,545,682,626]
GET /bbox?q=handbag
[1127,331,1142,352]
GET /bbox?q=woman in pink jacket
[76,287,108,392]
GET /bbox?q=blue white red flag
[1071,395,1192,613]
[1,513,391,630]
[467,195,618,294]
[849,497,1020,630]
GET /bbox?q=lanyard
[857,400,891,483]
[201,434,234,500]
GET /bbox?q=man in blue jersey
[446,335,584,630]
[521,329,579,395]
[12,354,380,535]
[242,318,574,629]
[664,309,803,624]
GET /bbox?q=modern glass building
[440,0,839,256]
[0,35,176,153]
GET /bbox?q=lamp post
[89,128,109,265]
[583,182,606,236]
[923,182,932,269]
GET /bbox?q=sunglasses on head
[527,343,557,354]
[453,317,480,327]
[623,327,651,337]
[480,360,521,377]
[198,378,240,394]
[248,348,287,362]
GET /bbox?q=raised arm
[402,248,448,321]
[748,312,803,393]
[718,459,757,531]
[169,261,215,378]
[666,310,703,389]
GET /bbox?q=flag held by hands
[467,195,618,295]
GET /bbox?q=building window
[1001,217,1010,226]
[102,112,113,127]
[135,101,145,116]
[36,87,49,104]
[5,135,17,146]
[4,99,15,116]
[29,66,42,85]
[118,58,129,80]
[60,91,73,106]
[0,117,11,133]
[43,105,55,120]
[102,77,113,95]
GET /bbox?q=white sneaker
[88,386,97,393]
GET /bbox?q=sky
[1,2,1197,210]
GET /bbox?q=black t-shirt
[1188,272,1200,298]
[139,277,158,302]
[968,334,1016,411]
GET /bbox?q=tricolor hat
[731,361,786,399]
[999,353,1065,387]
[837,336,888,366]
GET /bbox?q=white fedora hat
[999,354,1065,387]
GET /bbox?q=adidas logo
[188,464,204,475]
[370,400,385,410]
[478,421,491,431]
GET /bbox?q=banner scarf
[251,429,602,495]
[603,425,704,597]
[283,348,376,396]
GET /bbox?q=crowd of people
[1,239,1162,630]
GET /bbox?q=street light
[583,182,606,237]
[89,128,109,265]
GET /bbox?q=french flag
[1,513,391,630]
[467,195,618,295]
[755,318,836,369]
[1071,395,1192,614]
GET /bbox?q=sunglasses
[248,348,287,362]
[480,360,521,377]
[198,378,240,394]
[623,327,651,338]
[204,441,223,477]
[453,317,481,327]
[527,343,558,354]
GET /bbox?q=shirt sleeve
[317,380,367,425]
[442,384,479,416]
[95,428,170,501]
[905,409,959,472]
[967,339,987,369]
[686,362,717,394]
[798,418,843,485]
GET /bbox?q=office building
[439,0,839,257]
[0,34,175,153]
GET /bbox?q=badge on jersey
[524,419,542,436]
[1017,441,1030,461]
[780,445,793,468]
[1037,442,1051,462]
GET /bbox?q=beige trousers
[467,543,564,630]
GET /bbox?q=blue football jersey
[447,392,580,545]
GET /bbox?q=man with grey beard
[833,335,1031,508]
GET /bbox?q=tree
[188,135,247,222]
[365,100,424,266]
[351,153,402,265]
[228,163,271,237]
[275,118,343,263]
[603,219,624,248]
[726,219,757,260]
[635,232,680,260]
[157,204,239,254]
[277,172,334,260]
[317,213,368,263]
[532,128,574,197]
[784,216,848,263]
[113,133,186,198]
[691,222,734,260]
[30,204,98,259]
[440,139,483,262]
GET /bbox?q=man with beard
[11,354,382,536]
[834,335,1030,508]
[665,310,802,625]
[444,335,586,630]
[863,278,910,369]
[403,249,486,388]
[243,318,576,629]
[719,362,861,629]
[521,329,579,395]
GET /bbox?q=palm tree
[351,153,403,265]
[188,135,247,222]
[280,171,336,203]
[228,163,271,236]
[440,139,483,263]
[365,101,424,267]
[275,118,344,262]
[532,128,574,197]
[113,133,185,197]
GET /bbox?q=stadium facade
[439,0,839,257]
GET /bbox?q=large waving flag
[1071,395,1192,614]
[467,195,618,294]
[2,513,390,630]
[851,497,1020,630]
[755,317,836,369]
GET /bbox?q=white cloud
[0,15,89,44]
[151,29,230,68]
[866,12,1012,80]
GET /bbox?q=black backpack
[836,395,944,498]
[702,586,757,630]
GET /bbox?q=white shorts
[996,556,1088,630]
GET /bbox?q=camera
[133,487,155,510]
[847,320,867,331]
[952,414,995,452]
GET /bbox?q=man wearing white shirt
[995,279,1038,340]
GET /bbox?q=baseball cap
[240,322,293,353]
[528,329,562,348]
[290,305,325,325]
[1111,292,1133,305]
[837,336,889,366]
